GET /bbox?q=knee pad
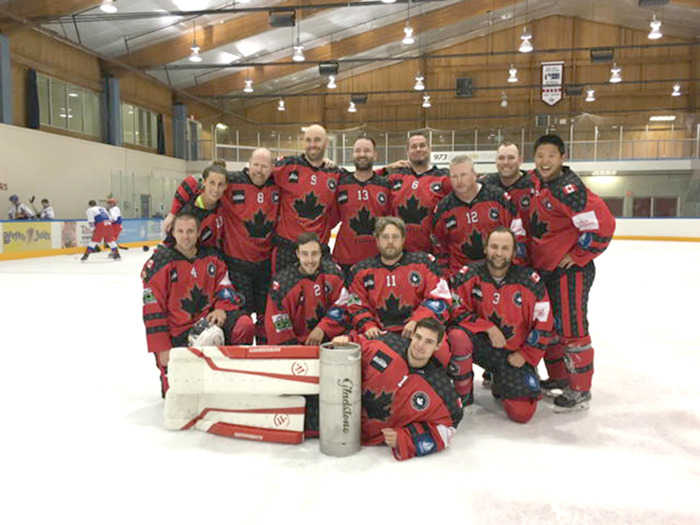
[228,314,255,345]
[502,397,537,424]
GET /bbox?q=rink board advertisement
[0,218,162,258]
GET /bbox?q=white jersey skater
[9,203,35,220]
[39,206,55,220]
[86,206,111,227]
[108,205,122,225]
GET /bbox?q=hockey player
[141,212,254,396]
[332,137,391,275]
[334,317,462,460]
[106,198,122,245]
[345,216,452,340]
[8,195,35,220]
[81,200,119,261]
[264,232,347,346]
[432,155,526,277]
[383,134,450,253]
[529,134,616,411]
[39,199,55,220]
[480,142,535,240]
[447,228,556,420]
[271,124,343,273]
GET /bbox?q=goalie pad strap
[205,422,304,444]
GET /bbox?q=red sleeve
[408,259,453,325]
[392,420,455,461]
[568,192,616,266]
[170,175,201,214]
[450,269,496,334]
[519,277,557,367]
[264,282,299,345]
[142,266,172,353]
[430,210,450,274]
[347,275,381,334]
[315,279,350,339]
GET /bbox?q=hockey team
[141,127,615,460]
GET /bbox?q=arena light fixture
[292,45,305,62]
[100,0,117,14]
[243,79,254,93]
[609,63,622,83]
[649,115,675,122]
[277,99,286,111]
[648,14,663,40]
[507,65,518,83]
[519,27,533,53]
[422,95,432,108]
[585,88,596,102]
[189,22,202,63]
[380,0,397,3]
[500,92,508,108]
[402,23,415,45]
[671,83,681,96]
[347,100,357,113]
[414,74,425,91]
[327,75,337,89]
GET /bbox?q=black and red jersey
[220,169,279,264]
[431,185,525,275]
[529,167,616,271]
[169,174,202,215]
[359,332,462,460]
[265,259,347,345]
[165,181,224,249]
[273,155,342,245]
[141,245,242,353]
[386,165,451,253]
[332,171,391,266]
[450,263,556,367]
[480,171,536,237]
[346,252,452,334]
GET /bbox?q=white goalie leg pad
[167,345,320,395]
[164,392,306,444]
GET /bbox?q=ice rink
[2,240,699,525]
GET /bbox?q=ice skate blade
[542,388,565,398]
[553,401,590,413]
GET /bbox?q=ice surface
[1,241,699,524]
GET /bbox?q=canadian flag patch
[563,184,577,194]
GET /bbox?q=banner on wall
[541,61,564,106]
[61,222,78,248]
[2,222,52,253]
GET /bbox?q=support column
[104,76,122,146]
[173,103,187,160]
[0,35,13,125]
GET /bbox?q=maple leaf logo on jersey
[349,208,375,236]
[488,312,514,340]
[461,229,485,261]
[530,211,548,239]
[398,195,429,225]
[363,390,393,421]
[306,303,327,332]
[244,209,275,239]
[377,294,413,328]
[294,192,324,220]
[180,285,210,318]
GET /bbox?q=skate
[80,253,89,262]
[109,251,121,261]
[553,388,591,413]
[540,377,568,398]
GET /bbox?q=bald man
[271,124,343,273]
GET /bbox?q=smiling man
[334,317,462,461]
[528,134,616,412]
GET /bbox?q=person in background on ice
[39,199,55,219]
[106,198,122,245]
[81,200,120,261]
[8,195,35,220]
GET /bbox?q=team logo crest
[521,195,531,209]
[543,199,553,210]
[324,281,333,295]
[377,192,387,205]
[143,288,156,305]
[430,182,443,194]
[170,268,178,282]
[411,392,430,411]
[578,232,593,248]
[207,263,216,276]
[392,180,403,191]
[272,192,280,203]
[289,170,299,183]
[409,271,422,287]
[327,178,337,191]
[488,207,500,221]
[513,291,523,307]
[337,190,348,204]
[363,274,375,290]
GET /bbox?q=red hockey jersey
[141,246,242,353]
[480,171,536,238]
[386,165,451,253]
[529,167,616,271]
[332,171,391,266]
[431,185,525,275]
[346,252,452,334]
[265,259,347,345]
[450,263,556,366]
[273,155,342,245]
[359,332,462,460]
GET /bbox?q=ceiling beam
[117,0,352,69]
[187,0,519,97]
[0,0,101,34]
